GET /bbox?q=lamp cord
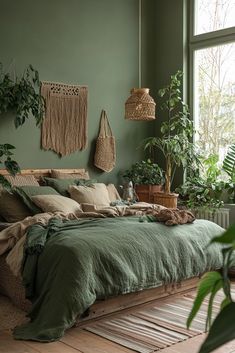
[139,0,142,88]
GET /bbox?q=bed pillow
[31,195,82,214]
[51,169,90,180]
[15,186,60,214]
[106,184,121,202]
[0,189,32,222]
[43,178,78,196]
[5,174,39,187]
[43,177,95,197]
[69,183,111,207]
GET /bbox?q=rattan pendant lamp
[125,0,156,121]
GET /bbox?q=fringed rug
[0,295,28,331]
[84,287,235,353]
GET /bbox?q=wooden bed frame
[0,168,201,323]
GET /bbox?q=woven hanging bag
[94,110,116,172]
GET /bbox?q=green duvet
[14,217,224,342]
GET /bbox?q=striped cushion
[5,175,39,187]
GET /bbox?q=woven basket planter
[135,184,163,203]
[154,192,179,208]
[125,88,156,121]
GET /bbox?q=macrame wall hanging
[41,81,88,156]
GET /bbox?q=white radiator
[194,208,230,229]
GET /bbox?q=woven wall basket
[125,88,156,121]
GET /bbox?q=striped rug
[84,286,235,353]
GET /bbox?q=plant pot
[135,184,163,203]
[154,192,179,208]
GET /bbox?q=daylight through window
[191,0,235,163]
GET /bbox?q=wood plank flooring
[1,290,235,353]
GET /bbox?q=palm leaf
[223,144,235,181]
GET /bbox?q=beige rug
[0,295,28,331]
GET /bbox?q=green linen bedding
[14,217,224,342]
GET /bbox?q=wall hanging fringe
[41,81,88,156]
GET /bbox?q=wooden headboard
[0,169,87,181]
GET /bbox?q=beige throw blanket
[41,81,88,156]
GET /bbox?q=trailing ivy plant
[0,63,44,128]
[187,224,235,353]
[0,144,20,190]
[0,63,44,188]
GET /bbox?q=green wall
[147,0,186,187]
[0,0,152,184]
[0,0,187,188]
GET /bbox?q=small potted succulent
[123,159,164,202]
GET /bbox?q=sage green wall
[146,0,186,188]
[0,0,151,184]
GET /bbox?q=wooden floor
[1,290,235,353]
[2,326,235,353]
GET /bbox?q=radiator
[194,208,230,229]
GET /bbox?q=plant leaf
[211,225,235,245]
[199,302,235,353]
[187,271,223,329]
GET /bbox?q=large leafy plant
[143,71,196,194]
[176,154,227,211]
[0,63,44,187]
[187,224,235,353]
[123,160,164,185]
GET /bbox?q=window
[190,0,235,162]
[195,0,235,35]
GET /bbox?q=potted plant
[143,71,196,208]
[0,63,44,188]
[176,154,226,212]
[123,159,164,202]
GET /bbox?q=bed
[0,169,225,342]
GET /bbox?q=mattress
[0,254,31,312]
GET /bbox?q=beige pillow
[0,190,31,222]
[5,175,39,187]
[106,184,121,202]
[51,169,90,180]
[31,195,82,214]
[69,183,111,207]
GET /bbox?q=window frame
[189,0,235,143]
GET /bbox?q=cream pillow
[69,183,111,207]
[106,184,121,202]
[31,195,82,214]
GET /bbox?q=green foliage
[0,144,20,190]
[187,224,235,353]
[0,63,44,189]
[123,160,164,185]
[199,302,235,353]
[176,153,235,211]
[143,71,196,193]
[0,63,45,128]
[223,143,235,182]
[186,272,223,331]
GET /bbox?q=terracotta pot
[135,184,163,203]
[154,192,179,208]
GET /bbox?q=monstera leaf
[223,144,235,181]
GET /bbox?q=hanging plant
[0,63,45,188]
